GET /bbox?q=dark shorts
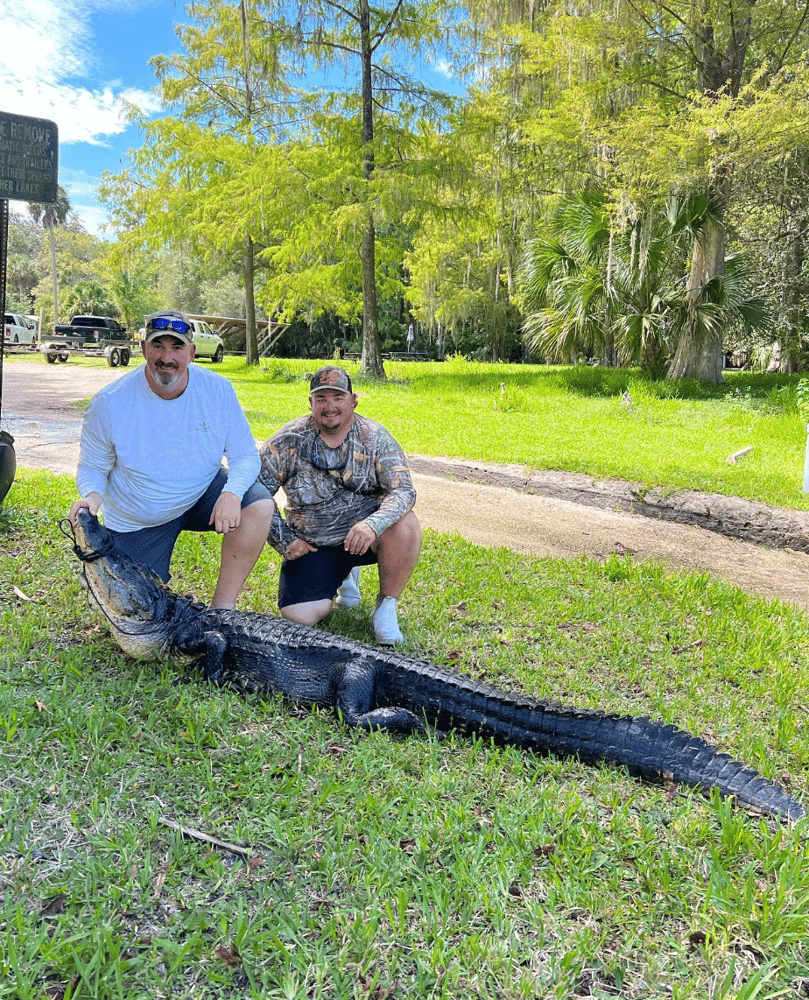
[108,466,271,583]
[278,544,378,608]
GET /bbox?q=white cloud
[73,202,113,240]
[432,59,456,80]
[0,0,166,235]
[17,192,112,240]
[1,77,161,146]
[59,169,101,201]
[0,0,161,146]
[56,167,112,238]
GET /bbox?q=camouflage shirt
[259,413,416,554]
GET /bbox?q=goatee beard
[149,366,184,390]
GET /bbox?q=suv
[4,313,37,346]
[188,319,224,363]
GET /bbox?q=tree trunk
[767,339,796,373]
[357,0,385,379]
[666,11,752,384]
[641,335,667,372]
[774,204,806,372]
[243,234,258,365]
[360,213,385,376]
[240,0,260,367]
[601,328,616,367]
[48,222,58,326]
[492,263,501,363]
[666,213,725,384]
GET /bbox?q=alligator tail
[379,659,805,822]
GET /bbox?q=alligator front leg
[191,630,228,686]
[336,655,426,734]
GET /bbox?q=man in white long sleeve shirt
[68,310,274,609]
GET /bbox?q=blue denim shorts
[108,465,271,582]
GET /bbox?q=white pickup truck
[3,312,38,346]
[188,318,225,363]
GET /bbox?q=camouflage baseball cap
[309,366,353,395]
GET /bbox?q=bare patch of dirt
[408,456,809,554]
[3,359,809,611]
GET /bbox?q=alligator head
[71,508,175,659]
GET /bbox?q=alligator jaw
[71,509,174,660]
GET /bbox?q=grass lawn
[7,352,809,508]
[3,357,809,996]
[228,356,809,511]
[2,461,809,998]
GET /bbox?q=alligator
[66,509,806,823]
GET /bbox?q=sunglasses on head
[148,317,191,336]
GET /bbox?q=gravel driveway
[3,358,809,611]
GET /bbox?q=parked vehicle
[3,313,38,346]
[188,318,225,363]
[53,315,128,345]
[40,315,135,367]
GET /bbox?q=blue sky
[0,0,177,237]
[1,0,458,241]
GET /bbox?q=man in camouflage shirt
[259,366,422,644]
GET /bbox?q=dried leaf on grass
[214,943,242,967]
[360,978,398,999]
[40,893,67,915]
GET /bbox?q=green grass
[2,472,809,998]
[236,357,809,512]
[9,352,809,509]
[245,358,809,512]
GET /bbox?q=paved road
[3,359,809,611]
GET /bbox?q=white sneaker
[335,566,362,608]
[372,595,404,645]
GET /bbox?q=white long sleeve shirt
[76,363,261,532]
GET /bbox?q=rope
[59,517,202,639]
[59,517,118,563]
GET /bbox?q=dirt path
[4,358,809,611]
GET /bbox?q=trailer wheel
[46,352,57,364]
[120,348,131,367]
[58,352,69,362]
[108,348,121,368]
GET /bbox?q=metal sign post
[0,197,7,411]
[0,110,58,504]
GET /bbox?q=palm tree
[107,266,152,331]
[520,188,627,366]
[519,187,767,377]
[520,234,609,364]
[62,280,117,318]
[7,254,38,312]
[28,185,71,326]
